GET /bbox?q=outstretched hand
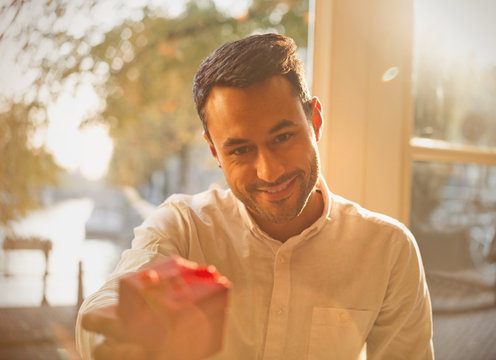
[81,305,147,360]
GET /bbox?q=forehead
[204,76,306,137]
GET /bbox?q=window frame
[310,0,496,225]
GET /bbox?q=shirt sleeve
[75,202,190,359]
[366,228,434,359]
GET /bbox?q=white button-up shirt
[76,177,434,359]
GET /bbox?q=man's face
[204,76,322,224]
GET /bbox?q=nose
[255,148,285,183]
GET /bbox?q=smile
[256,176,297,200]
[262,179,293,193]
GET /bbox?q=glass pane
[0,0,310,309]
[413,0,496,149]
[410,161,496,309]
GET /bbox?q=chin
[252,197,309,224]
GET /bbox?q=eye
[229,146,252,156]
[273,132,294,144]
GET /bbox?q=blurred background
[0,0,495,359]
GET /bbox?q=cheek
[222,162,253,187]
[284,141,316,163]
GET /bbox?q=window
[0,0,310,307]
[410,0,496,303]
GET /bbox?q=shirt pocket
[307,307,374,360]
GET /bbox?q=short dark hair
[192,33,311,137]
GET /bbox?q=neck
[254,189,324,242]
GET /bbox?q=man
[77,33,434,359]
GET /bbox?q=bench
[2,236,53,305]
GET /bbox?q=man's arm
[76,248,169,359]
[76,202,189,359]
[366,229,434,359]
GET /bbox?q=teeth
[263,179,292,193]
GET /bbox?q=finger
[81,305,126,340]
[93,339,147,360]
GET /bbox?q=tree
[0,102,59,225]
[0,0,69,225]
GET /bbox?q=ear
[310,97,324,142]
[203,131,220,163]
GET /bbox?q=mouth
[256,175,298,201]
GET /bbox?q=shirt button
[275,307,284,315]
[278,256,286,264]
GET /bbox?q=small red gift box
[118,255,230,360]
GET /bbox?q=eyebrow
[269,119,297,134]
[222,137,249,149]
[221,119,297,150]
